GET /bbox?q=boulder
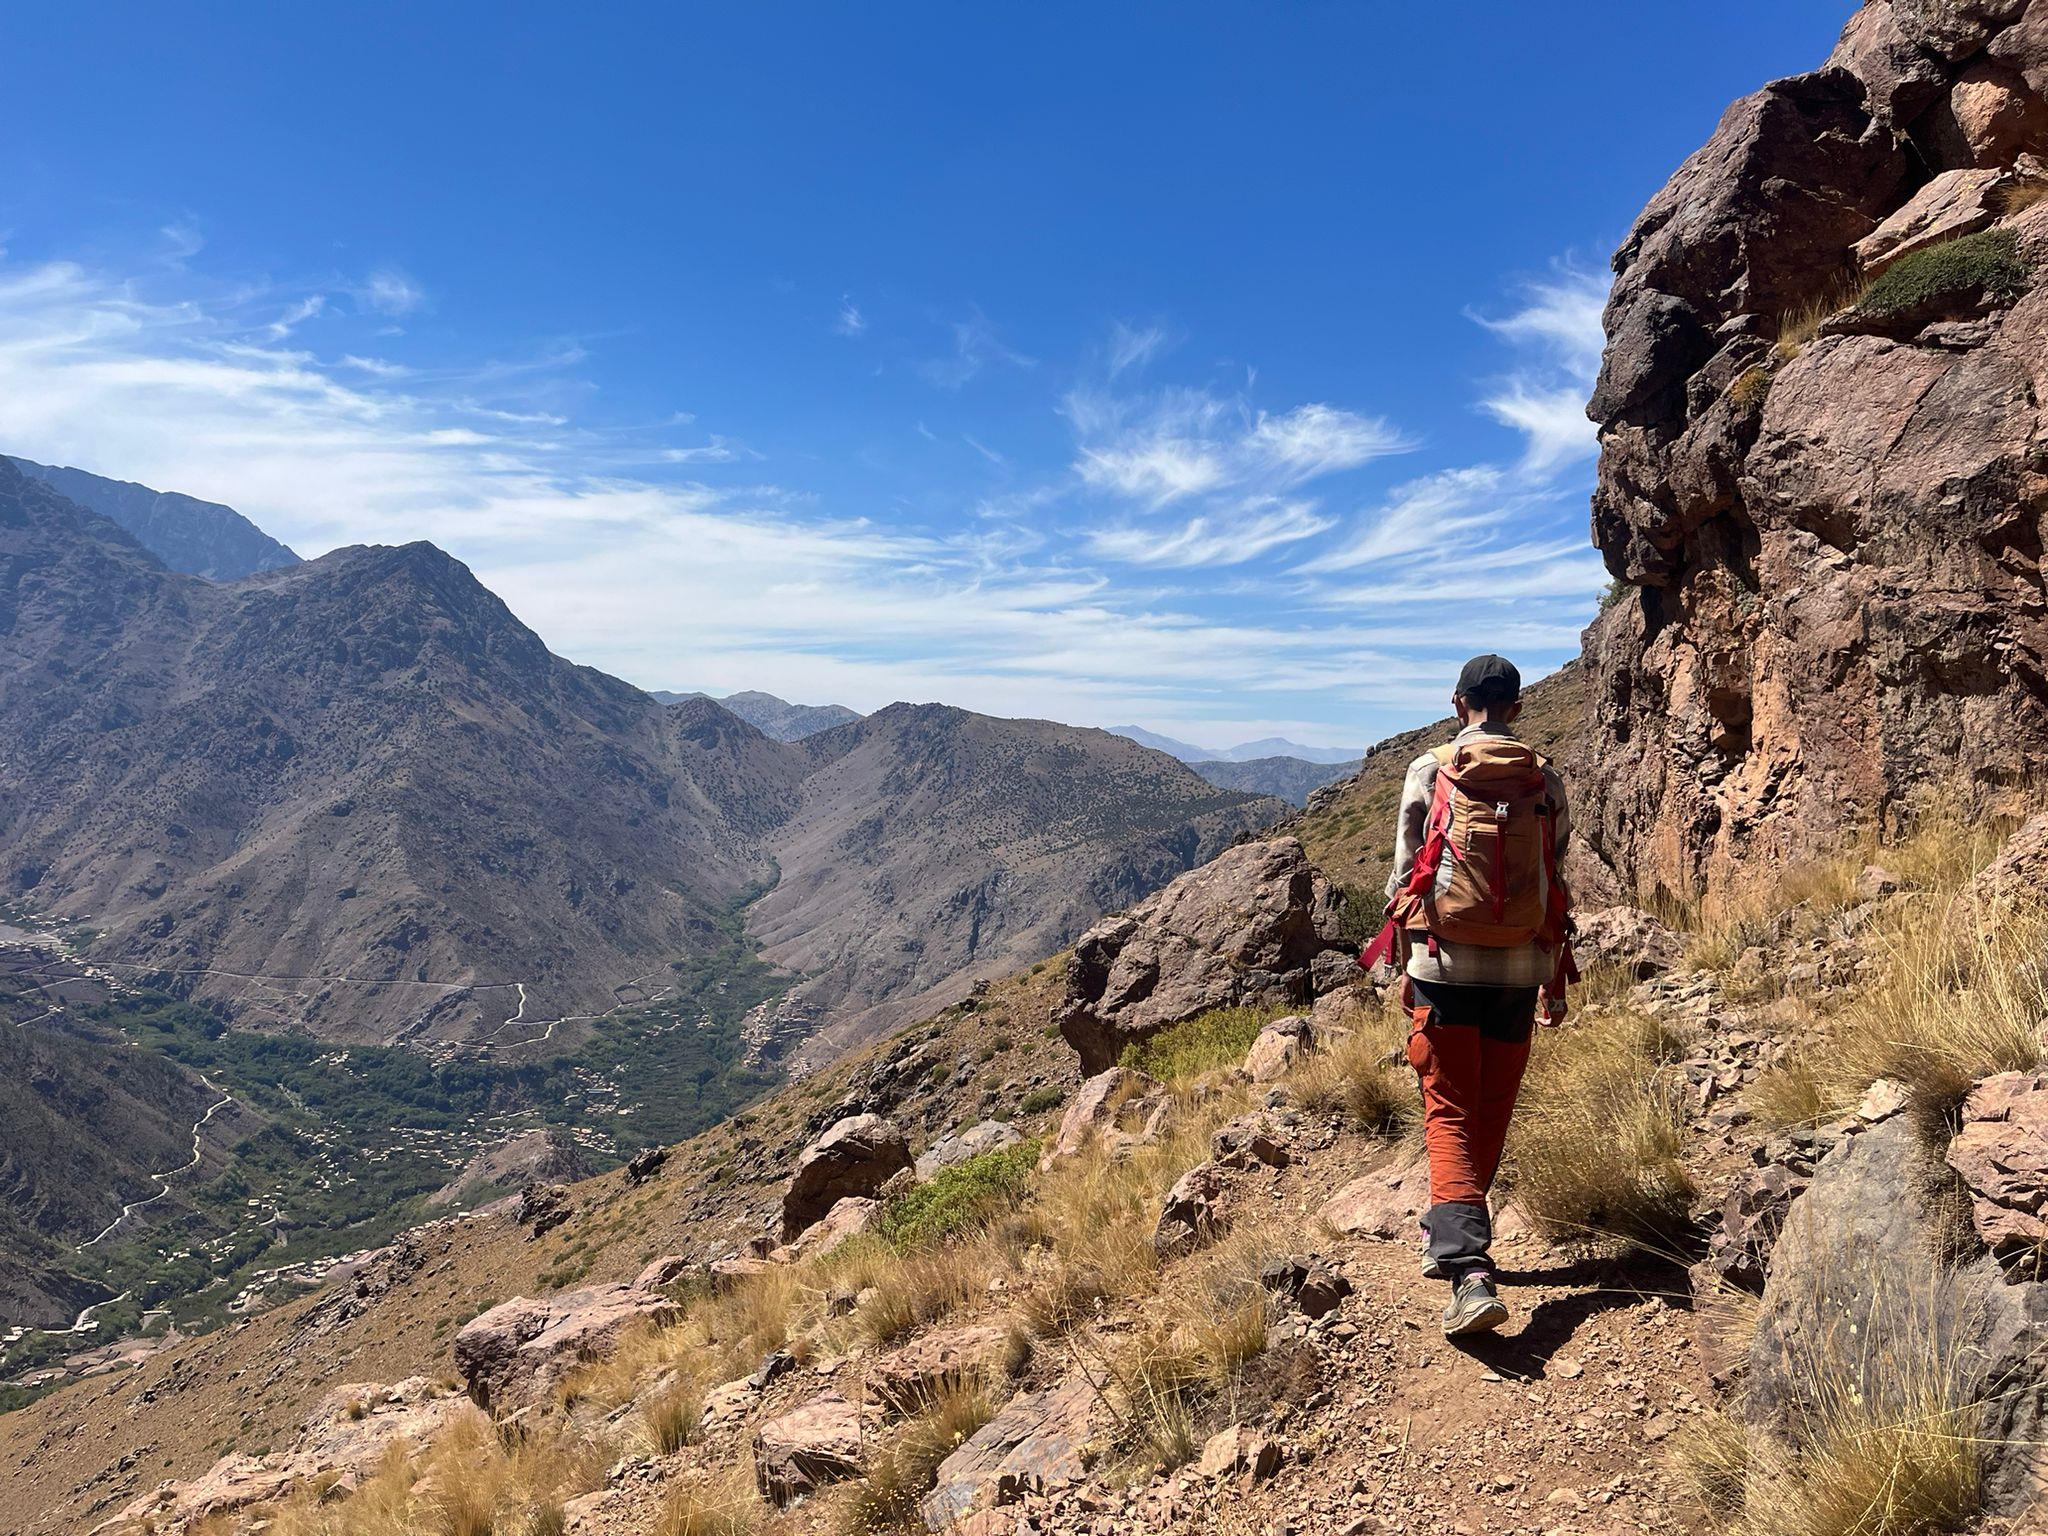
[1319,1147,1433,1241]
[1040,1066,1159,1169]
[1243,1015,1313,1083]
[1749,1114,2048,1517]
[773,1196,883,1264]
[782,1114,912,1240]
[754,1392,865,1505]
[916,1119,1026,1180]
[1258,1255,1352,1319]
[454,1285,679,1409]
[865,1322,1014,1413]
[1572,906,1684,980]
[1155,1161,1231,1257]
[517,1181,573,1240]
[1948,1072,2048,1258]
[1210,1114,1291,1171]
[625,1144,669,1184]
[921,1373,1108,1529]
[1704,1160,1811,1292]
[632,1253,697,1292]
[1851,166,2005,274]
[1058,838,1346,1074]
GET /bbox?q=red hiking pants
[1404,979,1535,1272]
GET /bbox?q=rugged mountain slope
[1586,0,2048,897]
[5,456,298,581]
[0,947,249,1329]
[0,460,795,1044]
[0,461,1278,1052]
[747,707,1284,1063]
[1186,753,1358,806]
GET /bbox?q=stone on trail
[916,1118,1025,1179]
[1243,1014,1314,1083]
[921,1373,1108,1530]
[1948,1071,2048,1257]
[1572,905,1684,980]
[1040,1066,1158,1169]
[1195,1423,1282,1485]
[1320,1147,1432,1241]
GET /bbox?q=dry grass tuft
[1507,1010,1694,1249]
[638,1374,703,1455]
[1293,1014,1414,1136]
[1686,1263,1986,1536]
[265,1415,608,1536]
[836,1385,996,1534]
[657,1465,762,1536]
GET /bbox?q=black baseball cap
[1455,654,1521,705]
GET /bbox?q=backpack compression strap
[1356,751,1459,972]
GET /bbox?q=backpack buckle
[1494,800,1509,821]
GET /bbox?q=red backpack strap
[1356,745,1456,973]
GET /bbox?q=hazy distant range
[657,692,1360,806]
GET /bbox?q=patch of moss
[1855,227,2028,319]
[880,1139,1040,1252]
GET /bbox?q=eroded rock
[1040,1066,1159,1169]
[921,1374,1108,1529]
[454,1285,679,1409]
[782,1113,912,1240]
[1949,1071,2048,1260]
[1058,838,1346,1074]
[1572,906,1684,980]
[916,1119,1026,1179]
[753,1392,864,1506]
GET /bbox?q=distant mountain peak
[653,688,863,742]
[1109,724,1361,766]
[5,455,298,582]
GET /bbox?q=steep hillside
[0,461,1279,1057]
[1586,0,2048,897]
[0,460,795,1044]
[749,707,1284,1064]
[5,456,298,581]
[654,691,864,742]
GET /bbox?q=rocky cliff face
[1588,0,2048,897]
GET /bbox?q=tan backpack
[1361,735,1572,969]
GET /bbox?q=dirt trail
[77,1075,237,1251]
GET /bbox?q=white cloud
[339,352,409,378]
[835,296,866,337]
[1086,499,1333,568]
[1067,385,1407,511]
[264,294,326,340]
[915,306,1033,389]
[662,434,759,465]
[1480,379,1596,474]
[1106,320,1169,376]
[1470,266,1606,472]
[355,267,425,316]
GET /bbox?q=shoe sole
[1442,1299,1509,1337]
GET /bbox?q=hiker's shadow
[1448,1253,1695,1380]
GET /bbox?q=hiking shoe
[1441,1272,1509,1337]
[1419,1254,1447,1281]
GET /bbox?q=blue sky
[0,2,1850,749]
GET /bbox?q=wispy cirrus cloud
[834,296,866,337]
[1472,266,1606,473]
[0,236,1611,749]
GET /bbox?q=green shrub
[1019,1086,1064,1115]
[1855,228,2028,319]
[1119,1005,1281,1081]
[881,1141,1040,1252]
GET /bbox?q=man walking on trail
[1361,654,1575,1338]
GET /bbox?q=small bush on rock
[1853,227,2028,321]
[880,1140,1040,1252]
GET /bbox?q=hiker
[1359,654,1575,1338]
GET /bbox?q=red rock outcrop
[1587,0,2048,897]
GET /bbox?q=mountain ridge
[4,456,298,582]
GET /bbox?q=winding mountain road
[77,1076,235,1251]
